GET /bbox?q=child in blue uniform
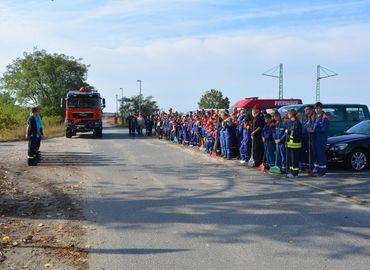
[262,114,275,169]
[273,112,287,173]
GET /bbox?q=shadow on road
[38,151,125,167]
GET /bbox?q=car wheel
[346,149,368,171]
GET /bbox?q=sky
[0,0,370,112]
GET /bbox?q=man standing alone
[26,107,39,166]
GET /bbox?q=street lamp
[120,87,123,100]
[137,80,142,115]
[115,94,118,116]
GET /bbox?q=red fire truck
[231,97,302,113]
[64,87,105,138]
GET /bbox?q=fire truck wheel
[66,129,73,138]
[94,129,102,138]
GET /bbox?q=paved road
[5,126,369,269]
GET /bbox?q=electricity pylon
[262,64,283,99]
[316,65,338,102]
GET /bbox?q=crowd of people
[145,103,329,178]
[26,103,329,177]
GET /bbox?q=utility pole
[137,80,142,115]
[262,63,283,99]
[316,65,338,102]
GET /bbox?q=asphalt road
[4,126,369,269]
[65,126,369,270]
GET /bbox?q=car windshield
[346,121,370,135]
[68,97,98,108]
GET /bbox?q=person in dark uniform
[251,105,265,167]
[26,107,39,166]
[286,109,303,178]
[126,114,133,136]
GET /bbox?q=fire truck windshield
[68,97,98,108]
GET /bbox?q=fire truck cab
[64,87,105,138]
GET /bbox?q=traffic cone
[199,137,203,151]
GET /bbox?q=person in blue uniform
[219,112,228,158]
[273,112,287,173]
[239,115,252,164]
[192,117,200,147]
[262,114,275,169]
[225,116,237,160]
[26,107,39,166]
[286,109,303,178]
[237,108,246,151]
[182,116,190,145]
[301,105,314,171]
[308,102,330,176]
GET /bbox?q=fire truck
[64,87,105,138]
[231,97,302,113]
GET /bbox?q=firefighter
[273,112,287,173]
[26,107,39,166]
[35,105,43,161]
[309,102,330,176]
[251,105,265,167]
[286,109,303,178]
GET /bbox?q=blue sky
[0,0,370,112]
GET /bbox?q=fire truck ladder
[262,63,283,99]
[316,65,338,102]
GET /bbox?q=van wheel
[346,149,368,171]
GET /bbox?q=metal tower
[316,65,338,102]
[262,64,283,99]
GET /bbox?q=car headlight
[330,143,348,151]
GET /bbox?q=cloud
[0,1,370,111]
[80,24,370,111]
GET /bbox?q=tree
[120,95,159,118]
[197,89,230,109]
[1,48,89,116]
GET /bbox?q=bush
[0,101,28,130]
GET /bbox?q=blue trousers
[313,135,328,175]
[192,133,199,146]
[264,141,275,167]
[277,143,286,172]
[239,141,251,161]
[220,130,226,156]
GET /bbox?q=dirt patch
[0,160,91,270]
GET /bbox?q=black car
[327,120,370,171]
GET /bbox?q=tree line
[0,48,231,126]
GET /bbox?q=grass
[0,118,65,142]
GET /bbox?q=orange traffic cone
[199,138,203,151]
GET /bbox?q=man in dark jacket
[26,107,39,166]
[251,105,265,167]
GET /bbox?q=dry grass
[0,122,65,142]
